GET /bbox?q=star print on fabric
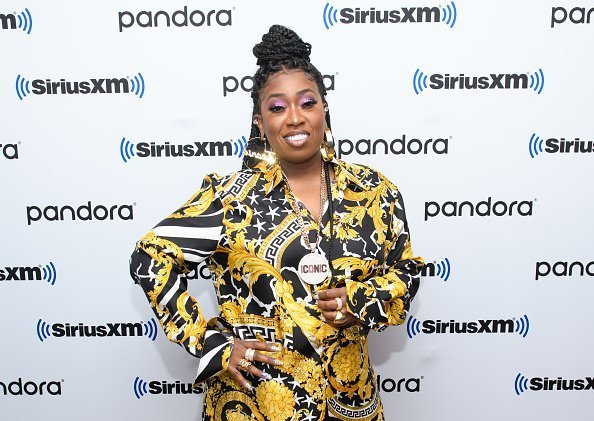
[253,236,264,248]
[266,206,280,220]
[273,374,288,383]
[254,219,266,234]
[235,202,247,215]
[303,394,316,407]
[247,191,259,205]
[302,412,316,421]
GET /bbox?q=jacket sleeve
[129,174,233,383]
[345,187,423,332]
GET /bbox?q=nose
[286,104,305,126]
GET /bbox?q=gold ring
[335,297,343,311]
[245,348,256,362]
[237,359,252,371]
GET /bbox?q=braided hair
[242,25,331,169]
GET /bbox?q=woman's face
[254,70,326,166]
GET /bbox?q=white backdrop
[1,1,593,420]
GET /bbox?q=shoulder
[202,168,262,202]
[337,159,400,195]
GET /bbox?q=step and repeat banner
[1,1,593,420]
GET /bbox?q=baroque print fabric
[130,158,423,420]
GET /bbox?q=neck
[279,154,323,181]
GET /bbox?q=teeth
[284,134,308,141]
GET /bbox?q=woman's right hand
[226,339,283,391]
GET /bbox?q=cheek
[313,113,326,131]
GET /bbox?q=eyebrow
[264,88,316,102]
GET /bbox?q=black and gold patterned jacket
[130,158,423,420]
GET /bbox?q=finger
[316,287,346,300]
[251,350,284,367]
[227,367,253,391]
[321,310,341,322]
[241,340,281,353]
[317,296,345,311]
[321,309,350,323]
[324,313,355,328]
[244,363,273,381]
[326,318,356,329]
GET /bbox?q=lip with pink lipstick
[283,130,310,147]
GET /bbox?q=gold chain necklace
[281,163,326,252]
[280,162,330,285]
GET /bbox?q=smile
[284,133,309,142]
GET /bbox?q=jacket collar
[251,157,370,196]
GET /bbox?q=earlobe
[253,115,264,136]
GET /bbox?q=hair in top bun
[252,25,312,66]
[243,25,331,170]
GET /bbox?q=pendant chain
[281,162,326,253]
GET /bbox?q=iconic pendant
[298,252,329,285]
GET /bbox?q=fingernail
[245,382,253,391]
[273,359,284,366]
[270,345,281,352]
[261,372,272,380]
[313,293,319,300]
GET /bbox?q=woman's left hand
[316,287,358,329]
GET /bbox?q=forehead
[260,70,320,99]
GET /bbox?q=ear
[253,115,264,136]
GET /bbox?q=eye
[268,102,286,113]
[300,98,318,108]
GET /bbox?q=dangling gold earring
[321,128,335,162]
[244,132,277,165]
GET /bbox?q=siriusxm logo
[424,197,534,221]
[336,135,449,158]
[529,133,593,158]
[1,143,19,160]
[133,377,205,399]
[15,73,145,100]
[407,315,530,338]
[223,74,336,97]
[1,378,62,396]
[119,136,247,162]
[118,6,232,32]
[551,6,594,28]
[0,8,33,34]
[36,318,158,342]
[413,69,545,95]
[322,2,457,29]
[421,258,451,282]
[0,262,57,285]
[515,373,594,395]
[535,260,594,281]
[26,202,134,225]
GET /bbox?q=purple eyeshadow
[299,96,317,106]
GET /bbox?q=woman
[130,25,423,420]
